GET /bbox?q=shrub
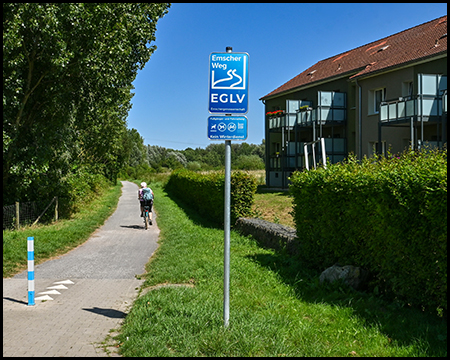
[186,161,202,171]
[234,154,265,170]
[290,148,447,312]
[58,167,111,216]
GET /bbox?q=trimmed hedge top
[165,169,257,225]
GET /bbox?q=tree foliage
[3,3,170,205]
[142,141,265,172]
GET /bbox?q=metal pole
[281,115,285,188]
[356,78,362,160]
[223,46,232,328]
[443,90,447,145]
[27,237,35,306]
[420,115,424,150]
[224,139,231,328]
[312,142,317,170]
[304,144,309,170]
[378,122,383,155]
[321,137,327,169]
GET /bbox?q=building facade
[260,16,447,188]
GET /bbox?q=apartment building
[260,15,447,188]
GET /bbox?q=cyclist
[138,182,154,224]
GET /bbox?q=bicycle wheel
[144,213,148,230]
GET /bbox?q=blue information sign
[208,116,247,141]
[208,52,249,114]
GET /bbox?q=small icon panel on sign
[208,116,247,141]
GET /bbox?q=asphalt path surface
[3,181,160,356]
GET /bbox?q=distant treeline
[121,135,265,179]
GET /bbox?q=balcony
[267,92,347,130]
[380,74,447,123]
[297,91,347,127]
[380,94,446,123]
[267,99,312,130]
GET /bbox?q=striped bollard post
[27,237,35,306]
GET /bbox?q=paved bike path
[3,181,159,357]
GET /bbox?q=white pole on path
[223,46,233,328]
[27,236,35,306]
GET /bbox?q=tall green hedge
[290,149,447,311]
[165,169,257,225]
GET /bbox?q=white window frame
[402,80,414,98]
[368,140,386,157]
[369,87,386,115]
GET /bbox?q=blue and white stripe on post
[27,236,35,306]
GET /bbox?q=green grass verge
[3,181,122,278]
[116,182,447,357]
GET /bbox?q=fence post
[15,201,20,229]
[27,237,35,306]
[32,196,57,226]
[54,196,58,221]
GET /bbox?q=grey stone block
[234,217,299,255]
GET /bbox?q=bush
[118,163,154,180]
[234,154,265,170]
[58,167,111,217]
[186,161,202,171]
[290,148,447,312]
[165,169,257,225]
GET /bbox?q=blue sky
[126,3,447,151]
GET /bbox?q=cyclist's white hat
[140,182,147,188]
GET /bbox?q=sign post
[223,137,231,328]
[208,46,249,328]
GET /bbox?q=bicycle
[142,200,153,230]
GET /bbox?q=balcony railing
[267,92,347,130]
[380,92,447,123]
[380,96,417,123]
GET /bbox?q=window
[369,87,386,114]
[402,81,413,98]
[374,88,386,113]
[368,141,386,157]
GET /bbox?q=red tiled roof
[260,15,447,100]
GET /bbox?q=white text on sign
[210,93,246,104]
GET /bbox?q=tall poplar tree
[3,3,170,204]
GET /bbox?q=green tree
[178,141,266,171]
[165,151,187,169]
[234,154,265,170]
[3,3,170,205]
[147,145,188,171]
[147,145,167,170]
[126,129,149,168]
[204,143,225,168]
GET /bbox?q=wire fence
[3,197,58,230]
